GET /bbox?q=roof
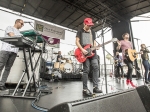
[0,0,150,31]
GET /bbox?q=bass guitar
[74,38,118,63]
[125,49,142,61]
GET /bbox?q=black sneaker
[83,89,93,97]
[136,77,142,80]
[0,86,7,91]
[145,81,150,84]
[93,87,102,93]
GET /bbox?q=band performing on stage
[0,17,150,112]
[1,0,150,112]
[0,18,150,94]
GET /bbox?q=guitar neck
[91,40,112,51]
[135,52,141,54]
[99,40,111,47]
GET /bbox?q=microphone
[24,21,33,23]
[133,38,140,40]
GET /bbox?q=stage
[0,75,145,112]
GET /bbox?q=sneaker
[118,77,121,80]
[130,81,136,87]
[0,86,7,91]
[138,77,142,80]
[83,89,93,97]
[126,79,130,85]
[136,77,142,80]
[93,87,103,93]
[145,81,150,84]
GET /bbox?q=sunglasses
[19,22,24,26]
[87,25,92,27]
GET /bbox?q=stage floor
[0,76,145,112]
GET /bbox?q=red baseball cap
[84,18,94,26]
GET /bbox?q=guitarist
[116,33,136,87]
[75,18,102,97]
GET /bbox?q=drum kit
[52,50,83,74]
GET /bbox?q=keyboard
[0,36,34,47]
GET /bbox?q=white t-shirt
[0,26,23,53]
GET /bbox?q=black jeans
[116,64,124,77]
[142,60,150,81]
[0,51,17,86]
[82,58,99,89]
[124,59,133,81]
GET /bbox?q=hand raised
[117,41,121,46]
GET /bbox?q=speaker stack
[48,85,150,112]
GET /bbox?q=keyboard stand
[0,36,43,98]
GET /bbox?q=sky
[131,13,150,50]
[0,7,150,64]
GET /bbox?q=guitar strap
[89,30,93,46]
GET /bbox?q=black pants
[0,51,17,86]
[116,64,123,77]
[82,58,99,89]
[124,59,133,81]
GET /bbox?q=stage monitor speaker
[48,85,150,112]
[136,84,150,111]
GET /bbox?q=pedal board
[39,88,52,94]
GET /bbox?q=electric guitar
[125,49,142,62]
[74,38,118,63]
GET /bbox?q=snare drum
[60,63,73,73]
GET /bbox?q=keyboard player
[0,19,24,91]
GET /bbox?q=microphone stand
[27,22,52,94]
[134,38,143,79]
[101,18,108,93]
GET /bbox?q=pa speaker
[49,85,150,112]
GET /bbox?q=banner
[42,35,60,48]
[34,20,65,40]
[42,35,60,45]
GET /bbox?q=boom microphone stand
[133,38,143,78]
[101,18,108,93]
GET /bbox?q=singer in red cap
[75,18,102,97]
